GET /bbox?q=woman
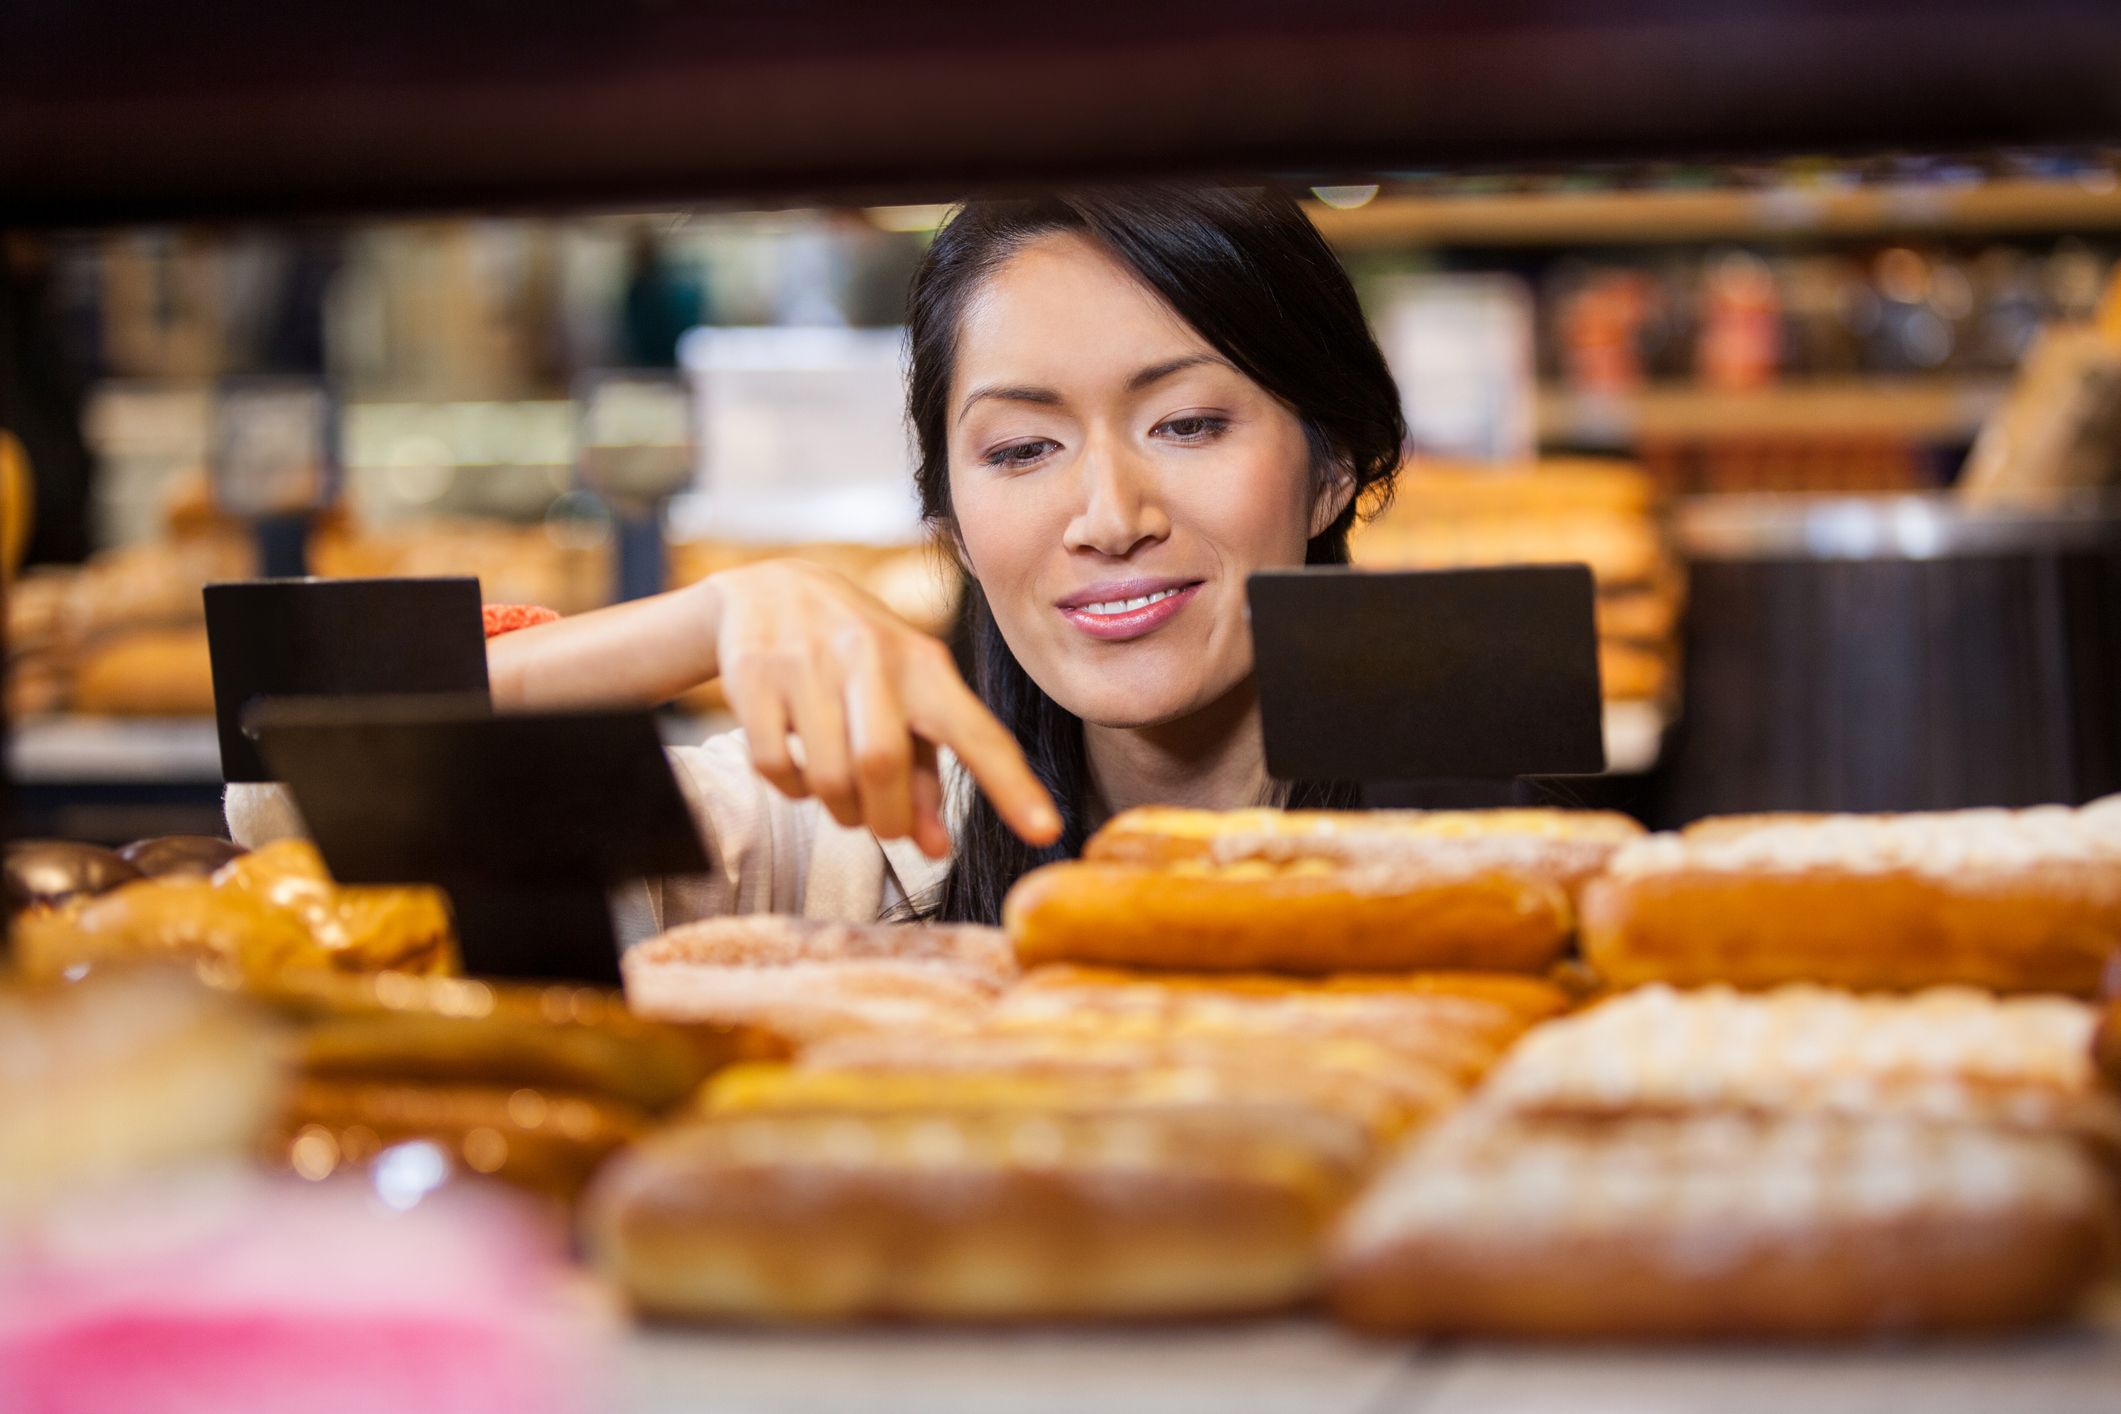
[251,188,1405,928]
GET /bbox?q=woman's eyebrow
[955,355,1231,424]
[956,383,1061,424]
[1127,353,1229,391]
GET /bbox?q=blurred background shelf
[1310,177,2121,249]
[1539,376,2010,448]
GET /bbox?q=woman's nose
[1061,439,1170,558]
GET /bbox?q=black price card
[1247,565,1605,784]
[248,697,707,986]
[205,577,490,783]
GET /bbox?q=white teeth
[1081,588,1181,615]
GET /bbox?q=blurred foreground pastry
[262,968,777,1110]
[117,834,249,879]
[623,914,1017,1043]
[12,880,327,984]
[4,839,142,914]
[1329,1113,2116,1339]
[11,840,457,984]
[2098,1001,2121,1090]
[1,1168,607,1414]
[0,968,284,1215]
[1582,804,2121,995]
[253,969,774,1199]
[584,1107,1364,1322]
[215,840,456,975]
[272,1079,650,1202]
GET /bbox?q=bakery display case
[9,3,2121,1410]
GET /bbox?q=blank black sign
[1248,565,1605,783]
[249,698,709,984]
[204,577,489,782]
[248,697,706,886]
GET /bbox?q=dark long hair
[905,187,1406,924]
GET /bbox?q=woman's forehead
[953,232,1212,387]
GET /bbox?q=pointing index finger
[913,682,1061,847]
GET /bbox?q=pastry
[987,971,1560,1083]
[1582,806,2121,996]
[701,1060,1390,1156]
[70,626,218,716]
[12,879,329,984]
[213,840,457,975]
[1004,857,1572,975]
[4,839,141,913]
[117,835,248,879]
[1329,1112,2116,1339]
[13,841,460,984]
[270,1077,648,1201]
[622,915,1016,1043]
[1595,586,1682,642]
[2094,1001,2121,1091]
[1008,964,1573,1021]
[1471,984,2121,1147]
[1597,640,1672,702]
[1084,806,1643,901]
[583,1106,1363,1322]
[255,968,779,1113]
[753,1028,1464,1140]
[0,968,285,1214]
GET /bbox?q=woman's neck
[1080,680,1270,829]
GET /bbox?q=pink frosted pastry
[0,1165,610,1414]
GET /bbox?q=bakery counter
[9,714,225,783]
[8,715,229,841]
[622,1295,2121,1414]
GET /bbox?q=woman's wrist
[681,573,728,686]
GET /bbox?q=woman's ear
[1309,462,1359,539]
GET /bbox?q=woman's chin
[1058,681,1223,732]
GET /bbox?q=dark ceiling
[7,1,2121,224]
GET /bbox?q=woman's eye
[984,439,1057,468]
[1156,414,1228,442]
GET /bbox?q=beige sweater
[224,730,954,944]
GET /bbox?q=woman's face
[947,232,1340,729]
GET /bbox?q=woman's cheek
[1178,443,1316,572]
[951,474,1046,632]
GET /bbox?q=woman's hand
[704,559,1060,858]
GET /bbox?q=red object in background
[1697,252,1784,392]
[1559,270,1652,394]
[482,605,560,639]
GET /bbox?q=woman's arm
[486,578,722,712]
[486,560,1060,859]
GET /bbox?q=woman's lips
[1057,582,1203,641]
